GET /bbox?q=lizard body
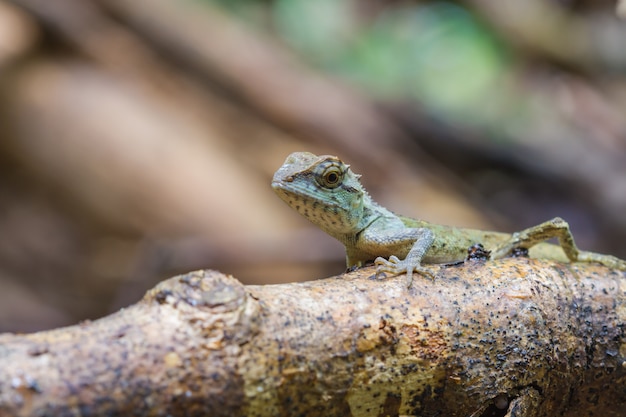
[272,152,626,286]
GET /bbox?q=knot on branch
[147,270,246,311]
[144,270,260,347]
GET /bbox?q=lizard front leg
[491,217,626,269]
[358,227,435,287]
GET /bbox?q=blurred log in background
[0,0,625,332]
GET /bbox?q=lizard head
[272,152,367,235]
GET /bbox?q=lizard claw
[374,256,399,277]
[374,256,436,287]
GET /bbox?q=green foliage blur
[205,0,537,139]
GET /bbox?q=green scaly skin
[272,152,626,287]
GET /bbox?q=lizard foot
[374,256,436,288]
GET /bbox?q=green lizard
[272,152,626,287]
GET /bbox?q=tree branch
[1,259,625,416]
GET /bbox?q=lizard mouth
[271,180,298,201]
[270,180,289,194]
[271,180,338,211]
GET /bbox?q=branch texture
[1,259,625,417]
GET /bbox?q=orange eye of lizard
[320,166,343,189]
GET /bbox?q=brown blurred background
[1,0,625,332]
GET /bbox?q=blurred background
[1,0,626,332]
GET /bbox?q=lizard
[271,151,626,287]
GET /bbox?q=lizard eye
[319,166,343,189]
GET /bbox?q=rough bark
[0,258,625,417]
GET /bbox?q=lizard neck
[312,191,371,239]
[336,194,396,242]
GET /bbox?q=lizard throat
[272,182,363,235]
